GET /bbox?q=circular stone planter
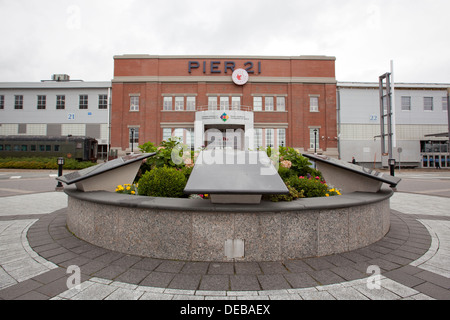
[65,188,393,262]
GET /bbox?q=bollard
[55,157,65,191]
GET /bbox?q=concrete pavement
[0,171,449,301]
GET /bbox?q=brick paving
[0,190,449,300]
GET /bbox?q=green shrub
[0,157,96,170]
[288,175,329,198]
[265,182,304,202]
[137,166,187,198]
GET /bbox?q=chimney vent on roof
[52,74,70,81]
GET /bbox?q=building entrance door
[204,125,245,150]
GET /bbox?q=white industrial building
[1,74,449,168]
[337,82,449,168]
[0,75,111,159]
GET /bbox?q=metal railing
[195,105,253,112]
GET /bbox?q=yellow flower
[325,194,329,197]
[126,186,131,191]
[131,191,135,195]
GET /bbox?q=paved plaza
[0,169,449,301]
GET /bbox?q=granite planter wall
[65,188,392,262]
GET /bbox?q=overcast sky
[1,0,449,83]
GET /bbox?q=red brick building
[111,55,337,156]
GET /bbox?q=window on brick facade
[231,97,240,110]
[265,97,274,111]
[253,97,262,111]
[163,128,172,141]
[186,97,196,111]
[277,129,286,147]
[130,96,139,111]
[277,97,285,111]
[175,97,184,111]
[254,128,263,149]
[220,97,229,110]
[442,96,448,111]
[163,97,172,110]
[208,97,217,110]
[310,128,320,150]
[266,128,274,148]
[310,96,319,112]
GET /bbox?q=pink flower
[280,160,292,169]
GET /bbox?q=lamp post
[55,157,65,191]
[314,129,318,169]
[314,129,318,154]
[131,128,135,154]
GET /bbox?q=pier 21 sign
[188,60,262,75]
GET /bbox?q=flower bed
[118,138,341,201]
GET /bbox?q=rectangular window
[54,145,60,152]
[208,97,217,110]
[277,97,286,111]
[98,94,108,109]
[266,128,274,148]
[254,128,263,149]
[30,145,36,152]
[163,97,172,111]
[175,97,184,111]
[5,145,12,151]
[231,97,240,110]
[185,128,194,149]
[129,127,139,150]
[310,128,320,150]
[130,96,139,111]
[163,128,172,141]
[442,96,448,111]
[220,97,229,110]
[15,95,24,109]
[37,95,46,110]
[253,96,262,111]
[186,97,196,111]
[310,96,319,112]
[277,129,286,147]
[0,95,4,109]
[21,145,28,152]
[401,96,411,111]
[79,95,88,109]
[56,95,65,110]
[265,97,274,111]
[173,128,184,141]
[424,97,433,111]
[0,145,3,151]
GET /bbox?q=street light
[131,128,135,154]
[314,129,318,154]
[56,157,65,191]
[313,129,318,169]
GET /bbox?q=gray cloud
[0,0,449,83]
